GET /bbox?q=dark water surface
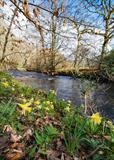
[9,70,114,120]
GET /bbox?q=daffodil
[11,87,15,91]
[107,121,114,130]
[18,101,32,115]
[64,106,70,112]
[46,101,51,105]
[34,100,40,105]
[90,112,102,125]
[2,81,9,88]
[50,104,54,109]
[21,94,24,97]
[37,105,42,109]
[68,100,71,104]
[45,107,50,111]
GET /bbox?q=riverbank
[26,68,112,83]
[0,71,114,159]
[9,69,114,120]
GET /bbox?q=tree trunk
[98,15,110,70]
[1,6,18,63]
[49,14,57,74]
[73,31,81,74]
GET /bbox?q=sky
[0,0,114,59]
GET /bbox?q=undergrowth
[0,72,114,159]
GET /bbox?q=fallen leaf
[104,135,111,141]
[10,134,22,143]
[47,149,61,160]
[5,149,24,160]
[23,128,33,140]
[10,142,24,149]
[3,125,16,134]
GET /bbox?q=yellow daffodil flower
[21,94,24,97]
[45,107,50,111]
[11,88,15,91]
[50,104,54,109]
[107,121,114,130]
[46,101,51,105]
[68,100,71,103]
[64,106,70,112]
[2,81,9,88]
[37,105,42,109]
[18,101,32,115]
[90,113,102,125]
[34,100,40,105]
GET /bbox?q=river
[9,70,114,120]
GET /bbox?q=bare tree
[0,5,18,63]
[83,0,114,69]
[1,0,114,74]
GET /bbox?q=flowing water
[9,70,114,120]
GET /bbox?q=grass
[0,100,17,128]
[0,71,114,159]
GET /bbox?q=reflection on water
[9,70,114,120]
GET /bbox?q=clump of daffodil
[2,81,9,88]
[18,101,32,115]
[34,100,42,110]
[42,101,54,111]
[90,112,102,125]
